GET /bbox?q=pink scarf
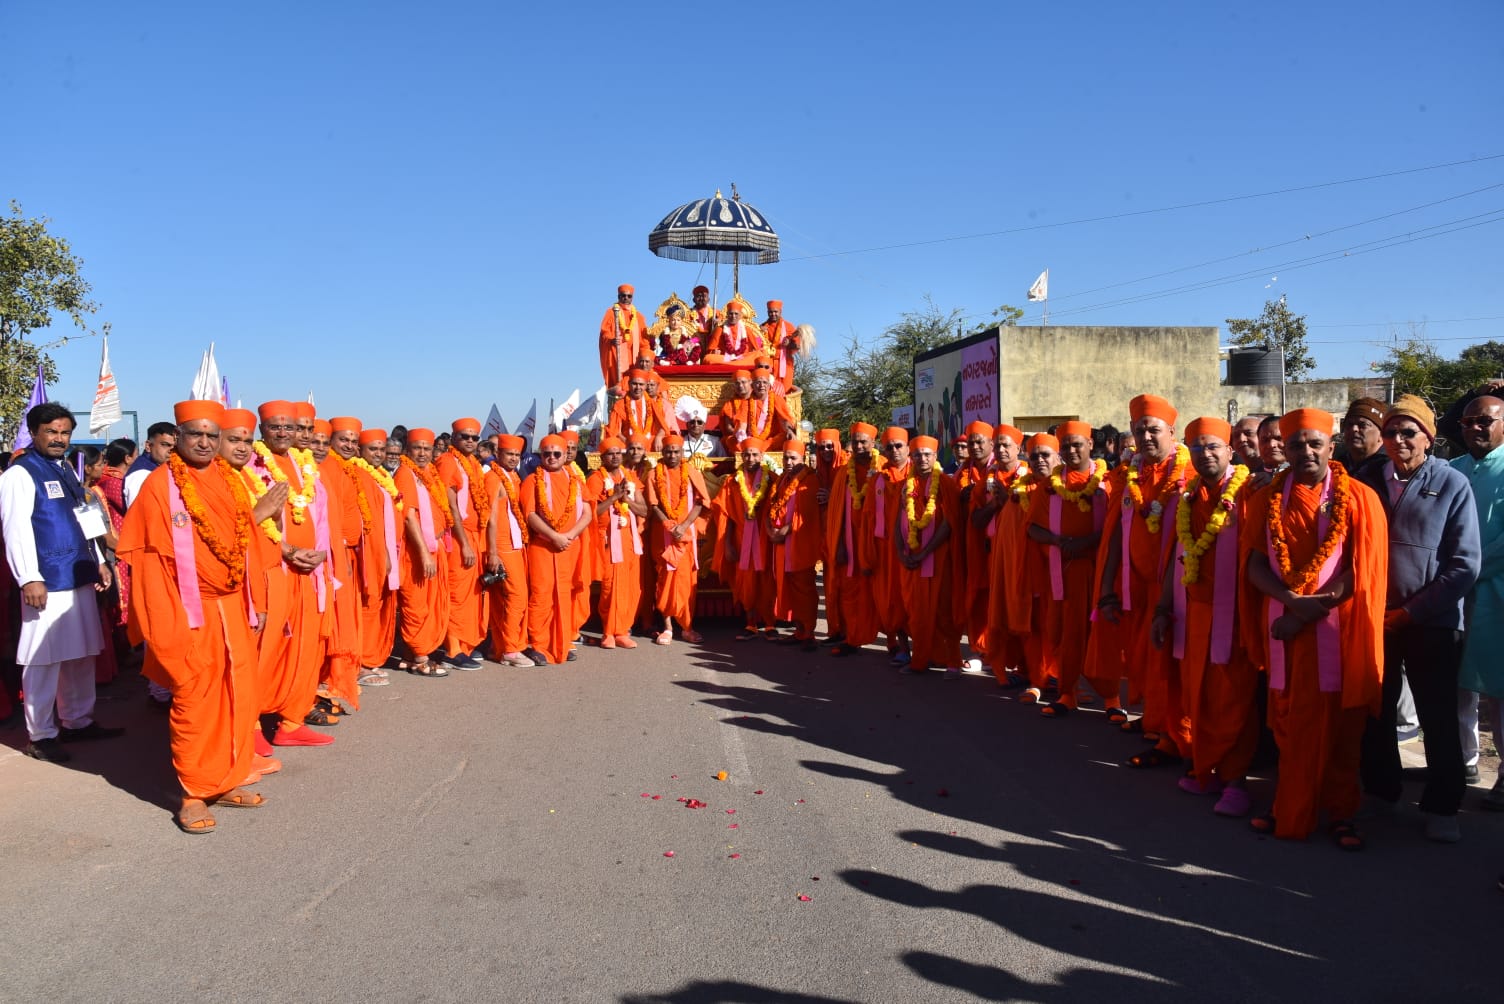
[1266,468,1344,693]
[1171,473,1239,664]
[166,473,205,630]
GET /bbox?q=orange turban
[258,400,295,420]
[1057,420,1093,440]
[221,408,257,431]
[815,428,841,444]
[330,416,361,434]
[496,435,525,451]
[733,369,752,380]
[452,417,481,435]
[292,402,315,421]
[598,436,626,452]
[994,424,1024,443]
[752,367,772,379]
[407,428,435,445]
[1278,408,1335,441]
[753,355,773,369]
[358,429,386,446]
[767,300,783,311]
[561,429,580,445]
[692,285,709,296]
[1031,434,1060,453]
[174,400,224,425]
[724,301,742,314]
[850,422,878,439]
[741,437,768,453]
[626,367,650,382]
[965,421,994,439]
[662,433,684,448]
[783,439,806,457]
[1129,394,1177,426]
[617,284,634,295]
[628,434,652,449]
[312,419,332,437]
[1184,417,1231,443]
[911,435,939,453]
[539,434,566,451]
[883,426,909,445]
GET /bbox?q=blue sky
[6,1,1502,436]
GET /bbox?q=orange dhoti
[526,542,580,664]
[361,585,397,668]
[1181,599,1259,786]
[399,545,448,661]
[443,533,486,659]
[488,549,529,656]
[654,524,698,629]
[322,545,363,710]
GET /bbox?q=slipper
[1249,813,1276,835]
[254,730,274,757]
[252,754,282,776]
[1119,718,1143,734]
[213,788,267,809]
[566,648,579,662]
[272,725,335,747]
[1214,786,1253,817]
[1125,748,1183,769]
[1177,774,1224,796]
[176,801,216,835]
[357,669,389,687]
[682,630,703,644]
[654,631,673,646]
[1040,702,1072,718]
[1106,707,1129,723]
[408,660,448,677]
[1329,820,1365,852]
[1019,688,1042,705]
[614,635,638,649]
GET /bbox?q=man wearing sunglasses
[598,283,651,393]
[436,418,490,670]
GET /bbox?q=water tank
[1226,346,1284,385]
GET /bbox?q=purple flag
[12,363,48,451]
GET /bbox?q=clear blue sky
[7,1,1502,436]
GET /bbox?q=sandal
[1249,813,1276,835]
[735,628,759,642]
[1040,702,1072,718]
[1106,707,1129,723]
[1125,748,1183,769]
[213,788,267,809]
[409,660,448,677]
[682,630,703,644]
[1019,688,1042,705]
[1119,717,1143,733]
[315,696,345,716]
[1329,820,1365,852]
[357,669,389,687]
[176,800,216,835]
[303,708,339,727]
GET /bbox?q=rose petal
[715,771,728,781]
[725,809,736,814]
[670,774,678,779]
[753,790,764,795]
[663,851,675,858]
[795,799,806,804]
[651,795,662,800]
[640,793,651,798]
[797,894,812,902]
[729,853,741,859]
[728,823,739,829]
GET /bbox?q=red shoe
[271,725,335,747]
[253,731,274,757]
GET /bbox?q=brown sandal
[176,799,216,835]
[214,788,267,809]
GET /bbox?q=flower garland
[401,455,454,531]
[624,397,655,439]
[495,468,529,544]
[747,398,774,440]
[451,451,491,527]
[1176,464,1251,584]
[235,466,283,543]
[1049,459,1108,512]
[168,454,251,590]
[846,458,872,511]
[654,462,691,523]
[1123,443,1190,533]
[352,457,404,514]
[1010,471,1037,513]
[904,470,940,550]
[1267,461,1352,592]
[767,468,807,526]
[252,441,318,524]
[600,472,633,526]
[533,468,581,533]
[331,454,374,536]
[735,461,775,518]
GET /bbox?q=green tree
[1374,328,1501,414]
[2,201,102,444]
[971,303,1024,332]
[1225,296,1315,382]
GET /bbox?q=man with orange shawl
[826,423,881,656]
[605,369,671,451]
[811,429,846,642]
[767,439,821,649]
[352,427,402,680]
[521,433,591,664]
[895,435,963,676]
[721,438,779,640]
[313,416,365,716]
[1013,435,1062,702]
[872,427,912,665]
[1240,408,1388,846]
[484,434,533,666]
[645,433,708,645]
[981,424,1028,685]
[393,428,451,677]
[954,420,997,666]
[761,300,800,394]
[585,437,649,649]
[599,284,652,391]
[118,401,279,833]
[436,417,490,669]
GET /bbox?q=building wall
[1221,378,1391,423]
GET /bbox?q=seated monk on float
[704,299,765,364]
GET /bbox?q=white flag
[1027,269,1049,302]
[89,334,122,436]
[484,404,507,438]
[549,389,581,433]
[190,343,222,401]
[567,386,608,431]
[515,399,538,449]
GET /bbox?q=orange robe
[953,462,995,655]
[762,317,799,393]
[569,465,594,643]
[812,457,843,637]
[722,466,777,627]
[521,467,588,664]
[436,451,487,659]
[983,467,1027,680]
[485,465,530,657]
[768,468,821,638]
[705,320,765,360]
[1174,472,1258,786]
[586,467,644,638]
[318,454,365,709]
[604,396,670,446]
[871,462,911,644]
[1239,469,1387,840]
[823,459,879,647]
[718,395,793,451]
[896,471,963,671]
[117,462,265,799]
[646,463,708,629]
[599,304,651,389]
[394,462,450,660]
[354,462,401,670]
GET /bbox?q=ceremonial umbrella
[648,188,778,296]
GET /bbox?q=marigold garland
[1176,464,1251,584]
[331,454,374,536]
[235,466,283,543]
[351,457,404,514]
[401,455,454,532]
[904,470,940,550]
[846,457,872,511]
[1267,461,1352,592]
[1010,471,1037,513]
[252,441,317,524]
[168,454,251,590]
[1049,459,1108,512]
[654,463,692,523]
[450,450,492,528]
[624,396,656,439]
[495,468,529,544]
[767,468,807,527]
[734,461,775,518]
[1123,443,1190,533]
[533,468,581,533]
[599,471,633,526]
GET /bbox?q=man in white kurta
[1,403,120,763]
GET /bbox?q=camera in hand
[480,568,507,587]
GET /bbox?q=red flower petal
[797,894,812,902]
[728,853,741,859]
[725,809,736,814]
[670,774,678,779]
[663,851,675,858]
[811,876,820,881]
[684,798,707,809]
[728,823,739,829]
[753,790,764,795]
[651,795,662,800]
[795,799,806,804]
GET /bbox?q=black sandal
[1125,748,1182,769]
[303,708,339,726]
[409,660,448,677]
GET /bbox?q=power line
[781,153,1504,262]
[1308,316,1504,329]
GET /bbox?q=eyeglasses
[540,450,564,458]
[1380,427,1423,441]
[454,432,479,441]
[263,423,295,432]
[1462,417,1498,429]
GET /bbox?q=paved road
[3,631,1500,1003]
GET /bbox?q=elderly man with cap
[955,420,997,667]
[675,398,725,459]
[1241,408,1389,846]
[1097,395,1192,764]
[1031,420,1115,714]
[435,417,490,670]
[393,428,451,677]
[484,434,533,666]
[1,402,120,762]
[521,433,591,664]
[586,437,649,649]
[721,438,779,640]
[1353,395,1479,843]
[747,368,795,452]
[251,400,336,747]
[606,370,670,452]
[825,423,881,656]
[1150,418,1258,814]
[896,435,964,676]
[1454,395,1504,810]
[762,300,800,394]
[873,426,914,665]
[645,433,707,645]
[1341,397,1389,479]
[599,284,652,392]
[351,425,402,682]
[766,439,821,649]
[117,400,281,831]
[982,423,1029,685]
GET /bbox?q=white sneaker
[1423,813,1460,844]
[962,658,984,674]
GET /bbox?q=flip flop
[1329,820,1365,852]
[176,800,216,835]
[409,660,448,677]
[1249,813,1276,835]
[213,788,267,809]
[1105,707,1129,723]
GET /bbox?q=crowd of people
[2,378,1501,853]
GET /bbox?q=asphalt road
[2,629,1500,1003]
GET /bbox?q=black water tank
[1226,347,1284,385]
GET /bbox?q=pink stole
[661,477,698,572]
[413,480,439,555]
[602,474,643,563]
[541,469,587,529]
[1171,480,1239,663]
[842,489,858,576]
[310,482,338,613]
[1047,488,1107,601]
[769,320,793,383]
[613,306,636,379]
[1265,469,1344,693]
[381,491,400,589]
[501,474,524,550]
[737,471,767,572]
[166,472,206,630]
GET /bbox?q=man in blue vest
[1,403,121,762]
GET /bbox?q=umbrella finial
[714,188,722,199]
